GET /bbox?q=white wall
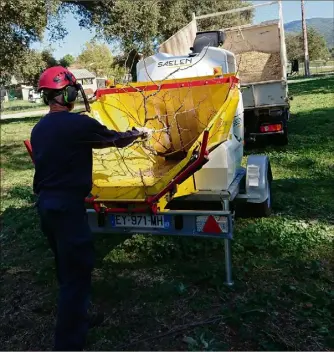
[76,78,97,92]
[3,92,9,102]
[21,86,33,101]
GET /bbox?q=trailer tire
[235,167,272,218]
[249,178,272,217]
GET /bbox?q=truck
[24,4,280,286]
[158,0,290,146]
[28,88,42,103]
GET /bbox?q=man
[31,66,151,351]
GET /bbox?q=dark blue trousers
[37,195,94,351]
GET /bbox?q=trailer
[25,72,272,286]
[85,73,272,285]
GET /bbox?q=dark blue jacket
[31,111,141,198]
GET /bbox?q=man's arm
[80,115,144,149]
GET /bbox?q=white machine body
[137,47,236,82]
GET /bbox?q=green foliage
[286,27,330,62]
[77,41,114,77]
[66,0,253,55]
[0,0,64,79]
[285,18,334,49]
[41,49,58,68]
[13,49,58,86]
[1,0,252,83]
[14,50,45,86]
[159,0,253,40]
[76,41,125,80]
[64,0,252,78]
[307,28,331,60]
[59,54,75,68]
[102,0,160,56]
[0,0,45,76]
[286,33,303,62]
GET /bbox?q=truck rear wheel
[272,111,289,146]
[272,127,288,146]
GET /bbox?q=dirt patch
[236,51,282,83]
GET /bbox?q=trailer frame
[87,170,243,287]
[86,154,272,287]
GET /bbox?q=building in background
[69,68,97,97]
[1,76,36,102]
[96,77,108,89]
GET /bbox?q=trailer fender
[245,155,272,204]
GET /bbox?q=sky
[32,1,334,59]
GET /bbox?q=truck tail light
[260,124,282,133]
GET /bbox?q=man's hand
[135,127,154,141]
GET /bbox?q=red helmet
[38,66,77,92]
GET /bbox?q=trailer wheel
[249,178,272,217]
[235,167,272,219]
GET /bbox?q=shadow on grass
[272,176,334,222]
[245,104,334,156]
[0,107,85,124]
[0,116,41,125]
[3,103,44,113]
[4,185,37,203]
[0,143,34,171]
[1,187,333,350]
[288,106,334,138]
[288,76,334,96]
[89,221,333,351]
[288,72,334,81]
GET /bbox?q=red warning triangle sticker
[202,215,222,234]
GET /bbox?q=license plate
[110,214,170,229]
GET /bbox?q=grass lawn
[2,100,45,115]
[1,77,334,351]
[288,72,334,82]
[287,61,334,77]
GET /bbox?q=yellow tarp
[89,74,239,201]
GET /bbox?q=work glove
[135,127,154,140]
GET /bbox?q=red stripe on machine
[96,76,239,98]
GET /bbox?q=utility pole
[301,0,310,77]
